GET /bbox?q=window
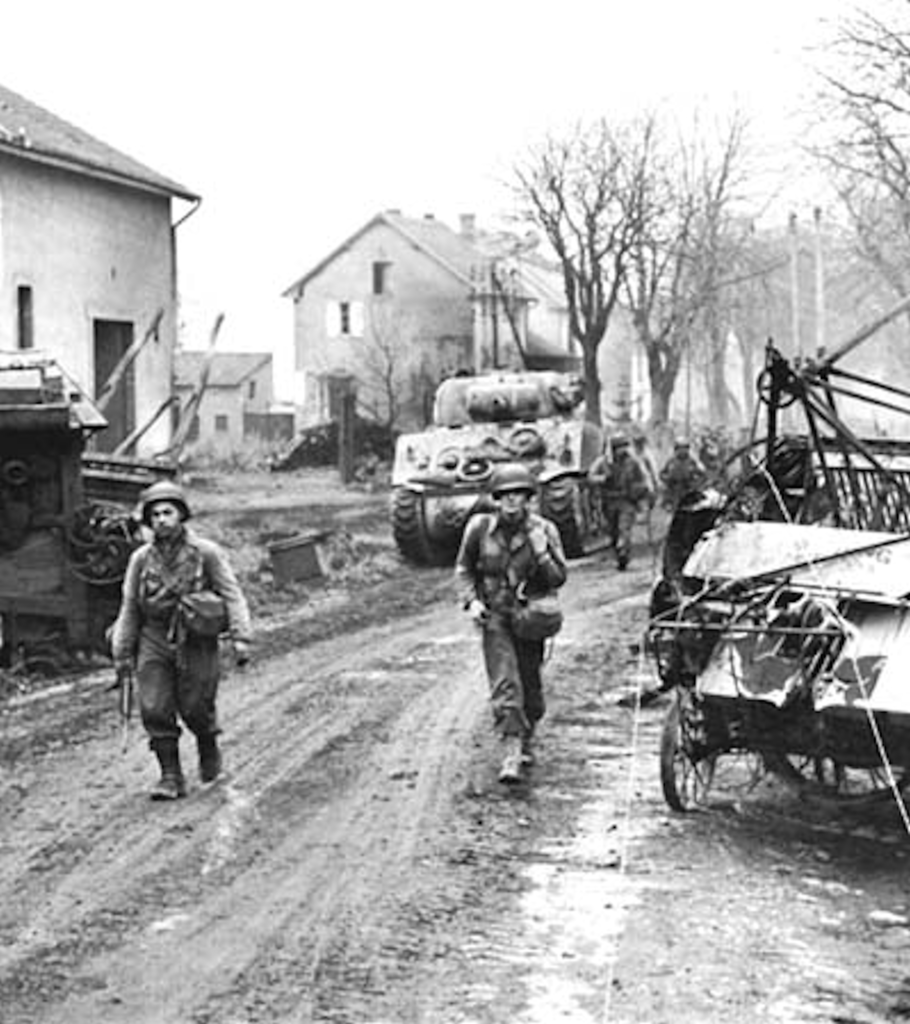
[248,380,257,400]
[372,261,391,295]
[17,286,33,350]
[215,414,229,433]
[325,300,364,338]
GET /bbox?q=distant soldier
[659,440,708,512]
[632,434,659,510]
[592,435,651,570]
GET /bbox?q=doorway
[93,319,135,453]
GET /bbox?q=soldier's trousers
[136,626,221,742]
[606,503,637,564]
[481,614,545,738]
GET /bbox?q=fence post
[339,388,356,484]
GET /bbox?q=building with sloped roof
[282,210,583,430]
[0,82,199,456]
[174,350,286,455]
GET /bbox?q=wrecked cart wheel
[764,753,910,809]
[756,368,798,408]
[660,690,716,812]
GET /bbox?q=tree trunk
[581,337,602,425]
[646,342,681,428]
[706,322,728,425]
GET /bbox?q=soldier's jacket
[660,453,708,507]
[601,455,651,507]
[110,526,251,662]
[455,511,567,616]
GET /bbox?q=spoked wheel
[659,690,717,812]
[764,753,910,809]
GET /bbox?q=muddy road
[2,471,910,1024]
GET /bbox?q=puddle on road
[515,782,641,1024]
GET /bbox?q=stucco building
[0,82,198,456]
[282,210,580,430]
[174,350,282,457]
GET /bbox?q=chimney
[460,213,476,241]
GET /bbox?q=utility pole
[813,207,826,358]
[789,212,801,360]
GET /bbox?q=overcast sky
[3,0,862,399]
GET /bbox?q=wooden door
[93,319,135,452]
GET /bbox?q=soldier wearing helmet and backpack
[455,463,567,784]
[590,434,651,570]
[109,480,252,800]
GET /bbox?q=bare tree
[620,112,753,426]
[357,302,418,436]
[812,2,910,297]
[513,117,653,424]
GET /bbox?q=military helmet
[674,439,691,451]
[612,433,630,450]
[140,479,191,525]
[490,462,536,497]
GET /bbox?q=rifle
[114,665,135,751]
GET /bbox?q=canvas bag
[510,592,563,640]
[507,530,564,641]
[179,590,228,638]
[178,548,228,638]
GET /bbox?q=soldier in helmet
[455,463,567,784]
[109,480,252,800]
[592,434,651,570]
[659,439,708,512]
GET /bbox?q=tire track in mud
[2,607,494,1024]
[1,478,661,1023]
[12,546,906,1024]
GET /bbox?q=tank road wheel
[660,690,716,812]
[540,477,594,558]
[391,487,436,566]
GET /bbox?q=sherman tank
[390,370,604,565]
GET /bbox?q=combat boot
[150,738,187,801]
[498,735,524,784]
[521,731,535,766]
[197,733,223,784]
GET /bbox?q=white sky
[2,0,865,400]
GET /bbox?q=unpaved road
[2,473,910,1024]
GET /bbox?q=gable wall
[0,154,178,454]
[176,359,275,455]
[291,220,474,425]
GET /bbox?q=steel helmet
[490,462,536,496]
[612,433,630,450]
[140,479,191,525]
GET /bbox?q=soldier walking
[659,440,708,512]
[110,481,252,800]
[455,463,567,784]
[591,435,651,570]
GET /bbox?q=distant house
[282,210,581,430]
[0,82,199,455]
[174,350,288,455]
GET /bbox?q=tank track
[391,487,449,566]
